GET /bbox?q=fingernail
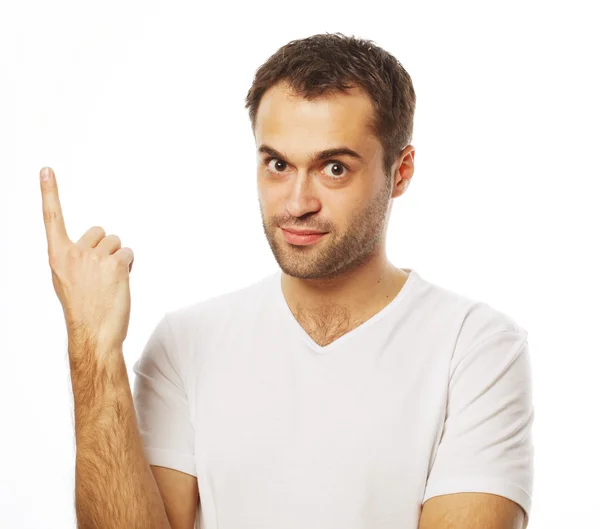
[41,167,51,182]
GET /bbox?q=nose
[284,170,322,218]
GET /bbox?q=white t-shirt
[132,268,534,529]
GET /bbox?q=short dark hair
[244,32,416,180]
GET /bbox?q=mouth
[280,228,327,246]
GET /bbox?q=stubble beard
[260,175,392,280]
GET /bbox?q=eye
[323,161,348,179]
[266,158,288,173]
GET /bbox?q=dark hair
[244,32,416,180]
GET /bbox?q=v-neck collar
[273,268,419,353]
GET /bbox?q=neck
[280,253,409,317]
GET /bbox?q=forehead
[254,81,379,154]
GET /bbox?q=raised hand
[40,167,135,355]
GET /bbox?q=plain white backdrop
[2,0,599,527]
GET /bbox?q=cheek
[258,182,288,212]
[256,183,273,211]
[256,192,281,228]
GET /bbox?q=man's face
[255,81,394,280]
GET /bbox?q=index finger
[40,167,71,257]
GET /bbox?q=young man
[133,33,533,528]
[43,32,532,529]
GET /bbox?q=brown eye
[323,161,348,179]
[267,159,287,173]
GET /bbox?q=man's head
[245,33,416,280]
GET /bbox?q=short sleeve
[422,329,534,526]
[132,312,197,477]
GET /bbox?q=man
[41,32,533,529]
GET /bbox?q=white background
[2,0,599,527]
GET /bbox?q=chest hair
[291,303,368,347]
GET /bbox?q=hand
[40,167,135,354]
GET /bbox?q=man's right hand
[39,166,136,354]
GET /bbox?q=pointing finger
[40,167,71,258]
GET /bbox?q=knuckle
[121,247,133,261]
[66,244,83,261]
[48,253,60,269]
[107,234,121,246]
[43,210,59,224]
[82,226,105,239]
[85,226,105,239]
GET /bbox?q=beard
[259,175,392,280]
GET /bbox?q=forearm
[69,339,170,529]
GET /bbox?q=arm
[132,311,201,529]
[151,466,199,529]
[38,167,181,528]
[69,340,172,529]
[420,327,534,528]
[419,491,526,529]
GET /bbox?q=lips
[281,228,327,246]
[280,227,326,235]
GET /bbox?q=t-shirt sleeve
[422,329,534,526]
[132,311,197,477]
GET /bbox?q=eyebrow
[258,144,365,164]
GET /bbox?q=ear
[391,145,415,199]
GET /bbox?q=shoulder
[410,270,528,367]
[164,271,278,337]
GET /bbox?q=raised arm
[70,341,172,529]
[39,166,171,529]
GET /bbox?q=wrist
[68,339,126,383]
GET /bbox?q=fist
[40,167,135,353]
